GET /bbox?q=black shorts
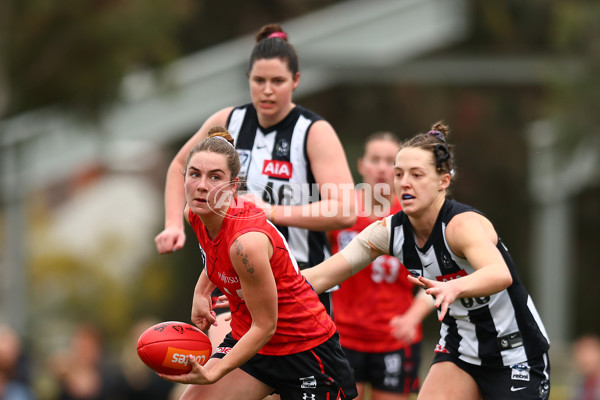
[342,343,421,395]
[212,332,357,400]
[432,352,551,400]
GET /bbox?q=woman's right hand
[155,227,186,254]
[158,355,219,385]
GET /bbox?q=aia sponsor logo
[435,269,467,282]
[262,160,292,179]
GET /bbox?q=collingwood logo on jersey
[440,252,454,271]
[275,138,290,157]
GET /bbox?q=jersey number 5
[371,256,401,283]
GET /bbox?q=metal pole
[527,119,599,344]
[1,141,28,334]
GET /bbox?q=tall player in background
[328,132,433,400]
[160,127,357,400]
[304,121,551,400]
[155,23,356,348]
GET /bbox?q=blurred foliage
[29,254,131,342]
[4,0,195,118]
[175,0,339,54]
[469,0,554,53]
[547,2,600,148]
[2,0,339,120]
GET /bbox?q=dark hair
[401,121,455,178]
[186,126,241,179]
[248,23,299,76]
[363,131,401,149]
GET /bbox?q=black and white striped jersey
[387,199,550,367]
[226,103,331,268]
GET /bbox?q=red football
[137,321,212,375]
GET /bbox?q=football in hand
[137,321,212,375]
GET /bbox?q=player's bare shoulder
[446,211,498,255]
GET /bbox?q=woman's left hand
[407,274,461,321]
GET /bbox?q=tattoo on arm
[234,239,255,276]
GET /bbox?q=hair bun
[256,23,287,42]
[207,126,234,146]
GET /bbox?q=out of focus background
[1,0,599,399]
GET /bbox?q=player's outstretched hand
[157,355,216,385]
[155,227,186,254]
[407,274,461,321]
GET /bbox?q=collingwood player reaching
[303,121,550,400]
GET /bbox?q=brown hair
[186,126,241,179]
[363,131,401,149]
[401,121,455,178]
[248,23,299,76]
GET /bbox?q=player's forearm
[303,253,354,294]
[304,221,383,293]
[164,163,187,230]
[455,264,513,298]
[194,270,216,297]
[272,199,356,230]
[210,323,274,380]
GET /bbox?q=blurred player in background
[328,132,433,400]
[570,334,600,400]
[304,121,551,400]
[49,323,121,400]
[159,128,357,400]
[154,22,355,349]
[0,324,36,400]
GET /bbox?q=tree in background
[3,0,195,119]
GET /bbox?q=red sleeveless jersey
[188,202,335,355]
[330,197,422,352]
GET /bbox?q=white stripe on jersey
[289,115,310,187]
[283,114,311,263]
[390,222,404,262]
[528,295,550,346]
[228,108,246,141]
[455,317,481,366]
[227,106,317,265]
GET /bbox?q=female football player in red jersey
[158,127,357,400]
[328,132,433,400]
[304,122,550,400]
[154,23,355,326]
